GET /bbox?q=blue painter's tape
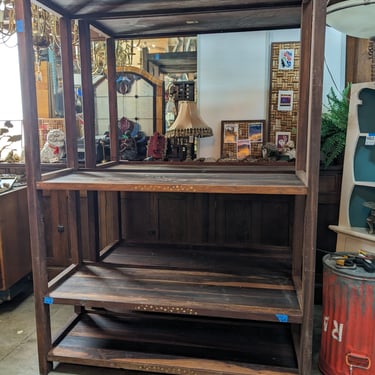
[16,20,24,32]
[44,297,54,305]
[276,314,289,322]
[368,133,375,136]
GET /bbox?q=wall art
[221,120,265,159]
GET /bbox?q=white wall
[323,27,347,108]
[197,28,346,159]
[0,36,22,121]
[198,31,268,158]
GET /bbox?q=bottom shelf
[49,311,298,375]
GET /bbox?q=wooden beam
[299,0,327,373]
[79,20,97,168]
[346,36,372,84]
[60,17,78,170]
[106,38,119,162]
[15,1,53,374]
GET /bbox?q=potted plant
[320,83,351,168]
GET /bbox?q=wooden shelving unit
[16,1,327,374]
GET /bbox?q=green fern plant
[320,83,351,168]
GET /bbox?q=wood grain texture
[0,187,31,290]
[48,311,299,374]
[36,167,307,195]
[48,243,301,323]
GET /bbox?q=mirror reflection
[33,32,198,164]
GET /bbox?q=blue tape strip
[44,297,54,305]
[16,20,24,32]
[276,314,289,322]
[368,133,375,136]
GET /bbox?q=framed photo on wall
[277,90,293,111]
[278,49,295,70]
[275,131,291,150]
[221,120,265,159]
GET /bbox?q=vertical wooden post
[299,0,327,373]
[59,17,82,265]
[77,20,99,261]
[59,17,78,170]
[106,37,119,161]
[15,0,52,374]
[296,0,312,173]
[78,20,96,168]
[346,36,372,84]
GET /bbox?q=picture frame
[275,131,291,149]
[278,49,295,70]
[221,120,265,159]
[277,90,293,111]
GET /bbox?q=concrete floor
[0,286,323,375]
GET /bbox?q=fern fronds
[320,83,351,168]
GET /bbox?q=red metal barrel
[319,253,375,375]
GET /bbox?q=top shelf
[37,164,307,195]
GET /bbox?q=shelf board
[329,225,375,242]
[47,243,302,323]
[37,165,307,195]
[354,181,375,188]
[48,311,299,375]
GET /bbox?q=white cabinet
[330,81,375,253]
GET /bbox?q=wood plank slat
[36,169,307,195]
[48,311,299,375]
[47,244,301,323]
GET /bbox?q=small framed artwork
[278,49,295,70]
[223,122,238,144]
[237,139,251,159]
[277,90,293,111]
[275,131,291,149]
[221,120,265,159]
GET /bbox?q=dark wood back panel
[122,192,292,247]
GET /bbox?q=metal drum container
[319,253,375,375]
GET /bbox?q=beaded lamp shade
[165,101,213,138]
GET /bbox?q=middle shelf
[47,243,302,323]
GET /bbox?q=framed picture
[221,120,265,159]
[278,49,295,70]
[275,131,291,149]
[277,90,293,111]
[223,122,238,144]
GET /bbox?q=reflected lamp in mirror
[327,0,375,40]
[165,101,213,161]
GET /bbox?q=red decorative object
[147,132,166,160]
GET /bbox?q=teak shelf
[47,243,301,322]
[46,243,301,374]
[49,313,299,375]
[37,165,307,195]
[16,1,327,374]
